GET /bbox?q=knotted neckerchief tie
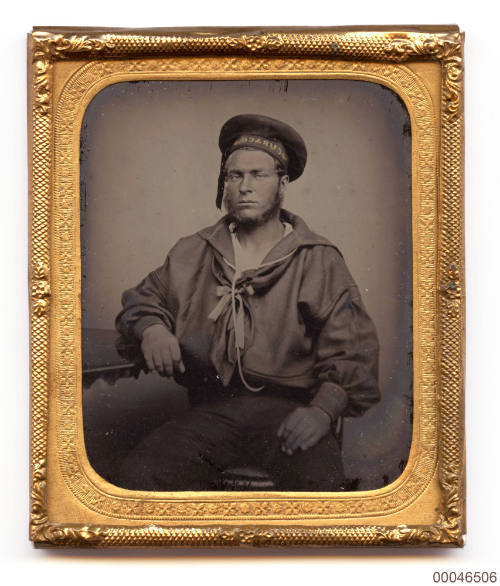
[208,283,254,351]
[208,278,263,392]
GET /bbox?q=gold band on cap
[229,135,289,165]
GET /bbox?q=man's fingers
[160,347,174,377]
[300,439,313,452]
[279,406,332,454]
[141,339,162,374]
[289,422,318,452]
[278,409,303,439]
[167,339,185,374]
[277,413,294,438]
[280,439,295,455]
[281,409,309,446]
[277,418,288,438]
[283,429,318,455]
[284,420,310,451]
[143,348,155,373]
[169,341,185,374]
[281,422,307,455]
[299,430,321,451]
[170,338,186,374]
[152,348,166,375]
[300,434,320,452]
[168,338,182,363]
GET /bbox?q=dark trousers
[117,393,344,491]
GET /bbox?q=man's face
[223,149,289,226]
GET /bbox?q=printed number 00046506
[433,572,497,583]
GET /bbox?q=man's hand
[277,406,331,455]
[141,324,185,377]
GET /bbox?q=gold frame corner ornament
[30,460,107,547]
[29,27,465,547]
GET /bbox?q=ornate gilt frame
[28,26,465,547]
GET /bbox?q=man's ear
[279,175,289,194]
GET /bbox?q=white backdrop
[1,3,498,585]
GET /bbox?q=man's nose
[239,173,253,193]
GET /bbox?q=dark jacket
[116,210,380,419]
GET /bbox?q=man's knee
[116,441,221,491]
[114,416,233,490]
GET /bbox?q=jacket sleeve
[115,257,176,342]
[302,248,380,420]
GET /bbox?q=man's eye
[227,173,241,181]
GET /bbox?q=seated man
[115,114,380,491]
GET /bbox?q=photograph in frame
[28,26,465,547]
[80,79,413,494]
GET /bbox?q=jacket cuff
[132,317,171,340]
[310,382,348,421]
